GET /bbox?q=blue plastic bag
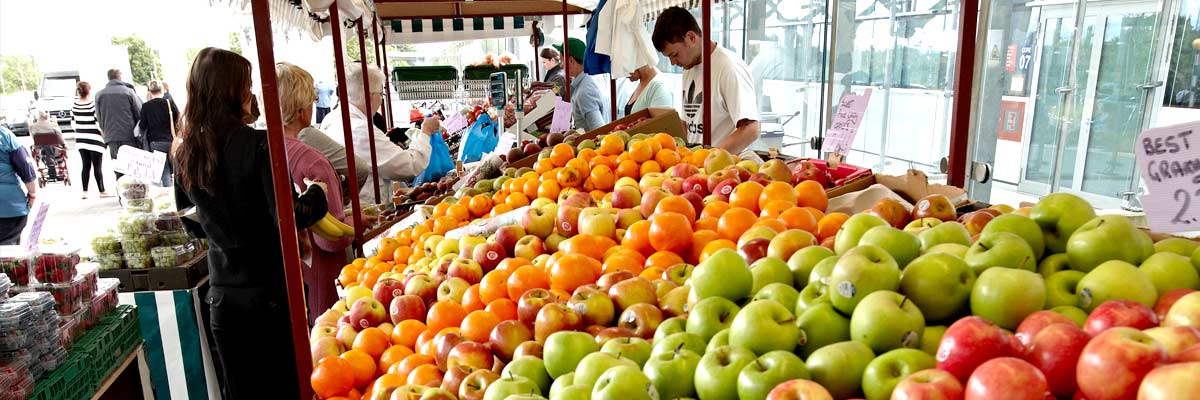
[459,113,498,164]
[414,133,454,186]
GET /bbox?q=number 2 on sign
[1172,188,1200,225]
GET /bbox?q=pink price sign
[550,99,573,133]
[821,89,872,156]
[1135,120,1200,232]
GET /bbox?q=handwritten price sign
[1135,121,1200,232]
[114,146,167,184]
[822,89,872,156]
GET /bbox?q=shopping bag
[414,132,454,186]
[459,113,498,163]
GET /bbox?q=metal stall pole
[702,0,712,146]
[373,15,394,130]
[331,5,367,255]
[534,21,542,81]
[946,0,981,188]
[563,0,571,100]
[248,0,313,395]
[359,20,383,205]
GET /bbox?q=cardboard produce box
[827,169,969,215]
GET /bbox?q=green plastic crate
[29,352,88,400]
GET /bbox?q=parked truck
[31,45,132,134]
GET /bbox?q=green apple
[861,348,936,400]
[1038,253,1073,278]
[899,253,975,322]
[601,337,652,368]
[805,341,876,399]
[695,345,756,400]
[750,257,794,294]
[918,222,972,252]
[796,281,830,315]
[850,290,925,353]
[1051,305,1089,326]
[1077,260,1158,311]
[1140,252,1200,294]
[795,302,851,358]
[829,245,901,315]
[436,237,460,258]
[503,356,552,395]
[706,329,731,354]
[1191,247,1200,275]
[980,214,1046,259]
[591,365,654,400]
[737,351,810,400]
[654,317,687,342]
[835,213,889,254]
[1045,270,1085,308]
[693,248,753,301]
[964,231,1036,274]
[858,226,922,268]
[575,351,638,388]
[687,297,740,342]
[1066,215,1154,273]
[924,243,970,258]
[544,331,600,378]
[919,325,947,357]
[1155,237,1200,257]
[903,218,943,235]
[730,300,801,355]
[1030,192,1096,254]
[788,246,835,287]
[754,283,801,310]
[651,332,707,358]
[970,267,1046,330]
[808,256,840,286]
[483,375,539,400]
[547,372,576,399]
[644,349,701,400]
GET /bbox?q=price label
[821,89,872,156]
[114,146,167,184]
[443,113,468,133]
[1135,120,1200,232]
[19,200,49,252]
[550,99,572,133]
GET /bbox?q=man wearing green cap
[555,38,611,132]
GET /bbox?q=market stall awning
[375,0,593,19]
[385,16,533,44]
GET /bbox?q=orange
[460,310,502,343]
[391,354,434,381]
[371,374,405,397]
[694,216,719,232]
[589,154,617,171]
[492,190,508,207]
[729,181,765,213]
[621,220,655,256]
[717,208,759,242]
[340,349,377,388]
[760,199,796,219]
[496,257,532,273]
[415,330,437,357]
[560,234,618,263]
[391,320,426,348]
[508,265,551,301]
[506,192,530,209]
[816,212,851,240]
[391,247,413,265]
[700,239,737,262]
[655,149,682,169]
[312,356,356,399]
[654,196,697,223]
[432,216,457,235]
[405,364,442,386]
[629,140,654,163]
[654,133,677,150]
[646,251,685,270]
[760,181,799,211]
[602,252,645,275]
[378,238,399,262]
[536,158,555,174]
[616,160,640,180]
[640,266,665,280]
[550,143,575,167]
[352,327,391,359]
[479,269,511,304]
[521,178,539,199]
[640,160,662,176]
[462,285,486,312]
[434,202,452,217]
[447,204,470,223]
[690,148,711,166]
[754,218,788,234]
[689,230,720,264]
[649,212,694,253]
[589,164,616,191]
[795,180,829,212]
[549,254,601,293]
[578,148,598,163]
[600,134,625,155]
[486,298,519,321]
[804,206,826,222]
[357,268,383,290]
[426,302,467,333]
[468,195,492,217]
[780,207,820,233]
[537,179,561,200]
[490,203,514,218]
[557,164,586,188]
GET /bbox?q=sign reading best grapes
[1135,120,1200,232]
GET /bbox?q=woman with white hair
[139,80,179,186]
[320,63,433,201]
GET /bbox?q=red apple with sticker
[1076,327,1168,400]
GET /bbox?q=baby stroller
[31,131,70,187]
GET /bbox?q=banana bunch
[311,213,355,241]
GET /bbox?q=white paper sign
[822,89,873,155]
[550,99,572,133]
[20,200,50,252]
[1135,120,1200,232]
[114,146,167,183]
[490,131,518,158]
[443,114,468,133]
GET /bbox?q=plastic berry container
[151,246,189,269]
[117,213,156,236]
[33,245,80,284]
[0,246,32,286]
[97,254,124,271]
[0,328,28,351]
[38,283,82,315]
[0,364,27,390]
[0,372,33,400]
[123,198,154,213]
[73,263,99,300]
[40,346,67,372]
[120,235,151,255]
[117,176,149,201]
[0,348,31,369]
[90,234,123,257]
[12,291,55,315]
[93,279,120,317]
[0,302,32,332]
[0,274,10,299]
[125,252,152,269]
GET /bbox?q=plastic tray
[0,301,32,332]
[33,245,80,284]
[117,213,155,236]
[0,246,32,286]
[90,235,122,257]
[11,292,54,315]
[120,235,152,254]
[154,214,184,232]
[123,198,154,213]
[158,230,190,246]
[124,253,152,269]
[116,176,149,201]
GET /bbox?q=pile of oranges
[311,132,849,400]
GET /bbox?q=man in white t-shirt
[652,7,760,154]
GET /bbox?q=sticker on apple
[487,251,499,261]
[1079,288,1093,309]
[561,221,573,232]
[838,281,857,298]
[902,331,919,348]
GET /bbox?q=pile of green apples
[476,192,1200,400]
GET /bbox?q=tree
[0,55,40,95]
[345,28,377,65]
[185,48,203,68]
[112,35,163,85]
[228,32,244,56]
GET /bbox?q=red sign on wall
[1005,45,1018,72]
[998,100,1026,142]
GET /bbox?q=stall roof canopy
[375,0,595,19]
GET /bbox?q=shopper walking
[139,80,180,187]
[73,82,109,198]
[0,126,36,245]
[174,47,329,400]
[315,80,335,123]
[619,64,673,118]
[94,69,142,180]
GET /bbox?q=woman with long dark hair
[174,47,328,399]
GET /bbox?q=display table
[91,345,153,400]
[118,277,222,400]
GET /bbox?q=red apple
[671,163,700,179]
[348,298,387,329]
[1084,300,1159,336]
[517,288,558,326]
[739,237,771,264]
[512,235,545,261]
[389,294,428,324]
[1023,322,1089,398]
[682,175,709,197]
[959,211,996,237]
[597,271,636,292]
[1142,326,1200,357]
[493,225,526,256]
[640,187,672,218]
[489,320,533,362]
[1015,310,1081,348]
[458,369,499,400]
[663,177,685,195]
[607,276,657,312]
[513,341,544,359]
[964,357,1050,400]
[310,336,342,365]
[534,302,582,343]
[556,205,583,237]
[1154,288,1197,321]
[869,198,911,228]
[891,369,964,400]
[561,192,596,209]
[611,185,642,210]
[593,326,637,346]
[448,258,484,285]
[1076,327,1168,400]
[1137,362,1200,400]
[372,277,406,307]
[681,191,705,216]
[617,303,663,339]
[1173,343,1200,362]
[447,341,495,372]
[749,172,772,186]
[440,363,472,395]
[569,286,616,327]
[937,316,1014,382]
[706,170,738,193]
[913,194,957,222]
[766,378,835,400]
[435,331,467,370]
[472,242,507,272]
[405,273,439,305]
